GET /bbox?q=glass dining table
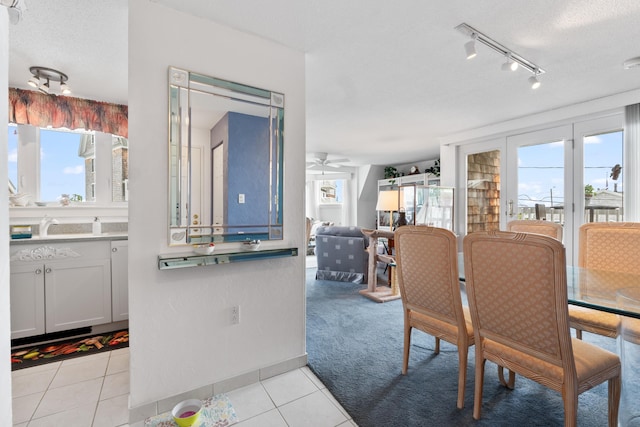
[457,253,640,319]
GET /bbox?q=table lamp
[376,190,399,229]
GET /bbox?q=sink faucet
[39,215,59,237]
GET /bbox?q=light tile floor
[12,347,356,427]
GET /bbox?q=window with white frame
[8,123,128,205]
[319,179,344,203]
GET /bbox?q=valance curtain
[8,88,128,138]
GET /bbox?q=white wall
[1,7,14,423]
[129,1,305,408]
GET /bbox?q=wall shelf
[158,247,298,270]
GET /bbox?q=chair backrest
[579,222,640,274]
[463,231,575,374]
[506,219,563,242]
[395,226,466,330]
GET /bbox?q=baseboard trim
[129,353,308,424]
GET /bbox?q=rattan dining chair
[570,222,640,339]
[395,225,474,409]
[463,231,620,426]
[506,219,563,241]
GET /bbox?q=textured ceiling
[8,0,640,166]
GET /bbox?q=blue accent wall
[226,112,270,228]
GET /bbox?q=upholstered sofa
[314,225,369,284]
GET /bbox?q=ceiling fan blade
[326,158,350,164]
[326,163,342,168]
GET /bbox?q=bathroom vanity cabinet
[10,237,127,339]
[110,240,129,322]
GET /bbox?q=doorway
[457,113,624,263]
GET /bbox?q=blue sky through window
[7,125,87,202]
[517,131,622,207]
[40,129,86,201]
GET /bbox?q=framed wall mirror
[168,67,284,246]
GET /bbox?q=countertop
[10,232,128,244]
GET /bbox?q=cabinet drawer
[10,241,111,264]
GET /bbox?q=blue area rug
[305,268,618,427]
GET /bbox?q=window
[40,128,89,202]
[584,130,623,222]
[8,124,128,205]
[319,180,343,203]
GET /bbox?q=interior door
[211,142,225,231]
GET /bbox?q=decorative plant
[584,184,595,197]
[425,158,441,177]
[384,166,399,179]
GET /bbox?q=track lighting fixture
[455,23,545,90]
[623,56,640,70]
[465,33,477,59]
[27,66,72,96]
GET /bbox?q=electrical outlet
[231,305,240,324]
[238,194,245,204]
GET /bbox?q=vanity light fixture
[455,23,545,89]
[27,66,72,96]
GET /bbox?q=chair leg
[575,328,583,340]
[402,324,412,375]
[563,384,578,427]
[434,337,440,355]
[473,355,485,420]
[608,376,621,427]
[456,345,468,409]
[498,366,515,389]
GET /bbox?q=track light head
[39,79,51,94]
[502,54,519,71]
[27,76,40,88]
[465,33,477,59]
[60,83,71,95]
[528,74,541,90]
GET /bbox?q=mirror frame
[168,67,284,246]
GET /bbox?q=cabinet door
[45,258,112,332]
[110,241,129,322]
[10,264,45,339]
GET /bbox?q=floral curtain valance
[8,88,128,138]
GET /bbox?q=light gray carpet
[305,268,619,427]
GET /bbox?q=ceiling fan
[306,152,350,170]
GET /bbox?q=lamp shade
[376,190,399,211]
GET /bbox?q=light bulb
[60,83,71,95]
